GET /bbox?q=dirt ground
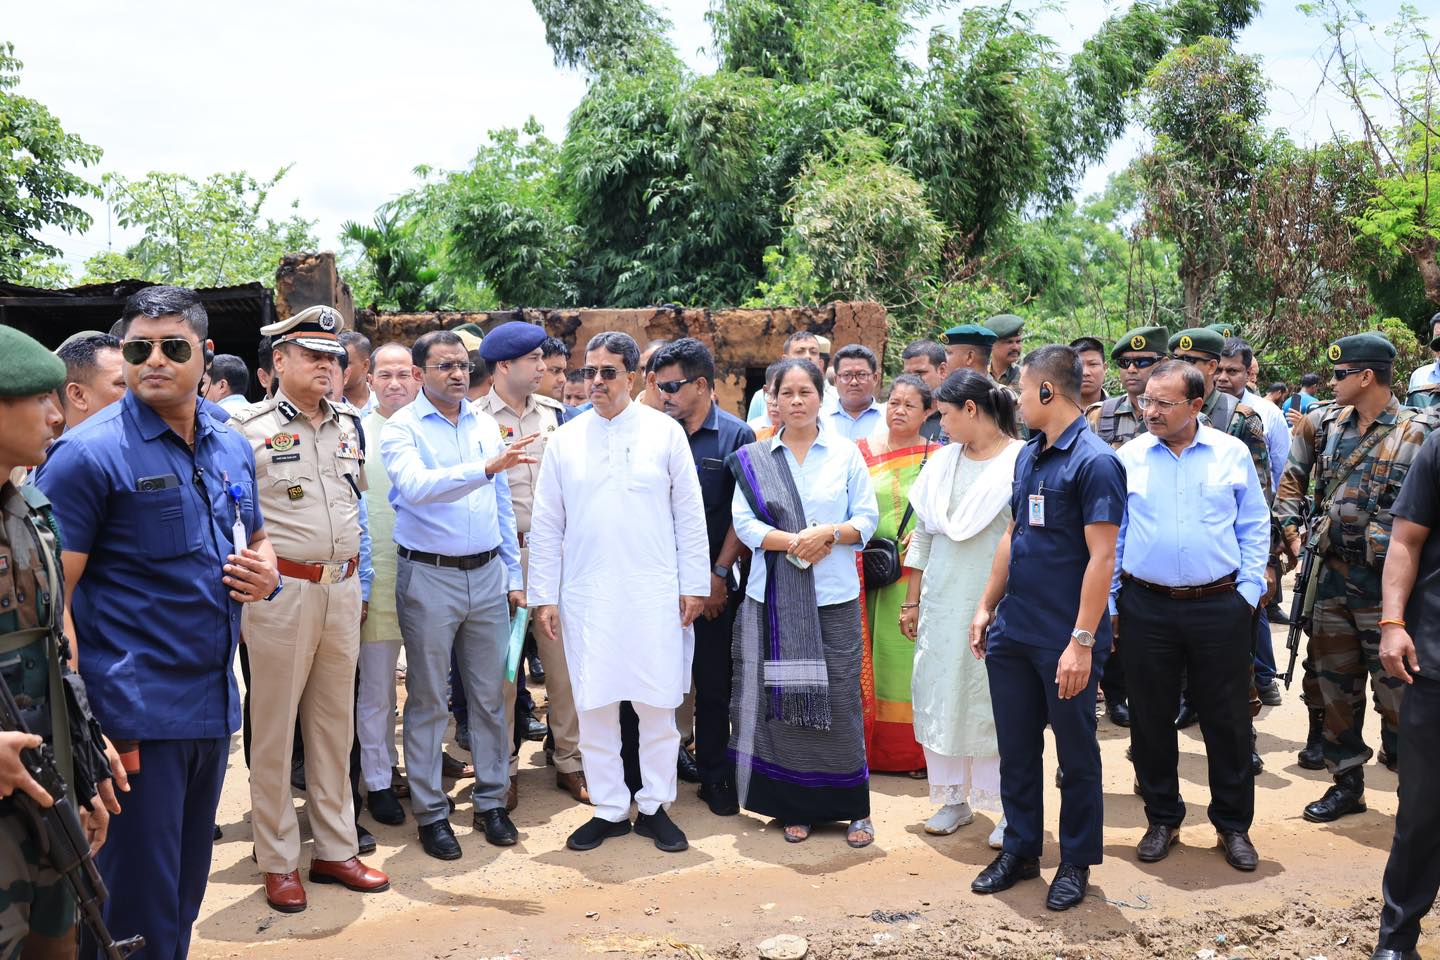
[190,621,1434,960]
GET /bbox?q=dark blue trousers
[986,638,1106,866]
[1253,605,1276,686]
[91,738,228,960]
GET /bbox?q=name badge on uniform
[1028,492,1045,527]
[272,453,301,464]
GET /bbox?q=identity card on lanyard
[1028,481,1045,527]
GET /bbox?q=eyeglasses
[1169,354,1211,365]
[580,366,623,381]
[837,371,874,384]
[121,338,194,365]
[423,361,474,373]
[1136,395,1188,412]
[1116,356,1161,370]
[655,376,700,394]
[1332,366,1370,381]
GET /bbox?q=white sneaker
[923,802,974,835]
[988,816,1006,849]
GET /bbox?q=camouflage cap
[1168,327,1226,358]
[983,313,1024,339]
[1112,325,1168,360]
[1328,333,1396,365]
[0,325,67,397]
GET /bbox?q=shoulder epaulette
[534,394,564,410]
[230,397,279,423]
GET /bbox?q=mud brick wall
[275,252,355,328]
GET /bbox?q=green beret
[942,324,998,347]
[1327,333,1396,365]
[1206,321,1242,340]
[1168,327,1226,358]
[1069,335,1105,355]
[983,313,1025,339]
[1112,325,1168,360]
[0,326,67,398]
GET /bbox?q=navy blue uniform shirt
[35,391,262,741]
[685,403,756,563]
[991,415,1126,652]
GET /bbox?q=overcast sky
[7,0,1433,277]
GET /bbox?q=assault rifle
[0,680,144,959]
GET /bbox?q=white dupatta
[905,439,1022,550]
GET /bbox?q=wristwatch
[1070,628,1095,648]
[712,563,732,581]
[831,524,842,543]
[264,582,284,602]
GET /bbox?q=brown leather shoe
[263,870,306,913]
[1216,830,1258,871]
[506,775,518,812]
[442,753,474,780]
[556,770,591,804]
[309,857,391,892]
[390,766,410,799]
[1136,824,1179,862]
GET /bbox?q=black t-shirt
[1390,428,1440,667]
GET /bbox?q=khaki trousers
[504,544,582,774]
[243,574,361,872]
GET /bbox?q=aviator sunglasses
[121,338,194,365]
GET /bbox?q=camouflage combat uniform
[1085,394,1144,450]
[1205,390,1274,503]
[0,481,74,958]
[1274,396,1439,773]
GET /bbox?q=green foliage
[530,0,674,73]
[341,208,440,312]
[81,168,318,287]
[0,41,102,282]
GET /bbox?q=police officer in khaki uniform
[476,322,589,804]
[232,306,389,913]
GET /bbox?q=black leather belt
[1122,571,1237,601]
[397,546,498,570]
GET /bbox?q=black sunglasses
[1116,356,1161,370]
[655,376,700,394]
[121,338,194,365]
[1332,366,1370,381]
[580,366,623,381]
[1170,353,1213,365]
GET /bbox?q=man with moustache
[55,333,126,430]
[35,285,279,957]
[985,314,1026,389]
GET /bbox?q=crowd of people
[5,290,1440,960]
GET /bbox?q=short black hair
[540,336,570,360]
[412,330,465,368]
[642,339,673,373]
[338,331,372,358]
[901,339,946,368]
[887,372,933,410]
[1070,336,1106,357]
[1021,345,1082,400]
[783,330,820,354]
[833,342,878,373]
[1300,372,1321,388]
[1266,381,1287,395]
[56,333,121,388]
[1148,358,1206,400]
[650,337,715,387]
[585,331,641,372]
[564,368,586,384]
[1220,336,1254,369]
[210,353,250,396]
[764,359,786,390]
[257,335,274,374]
[772,358,824,395]
[469,350,489,389]
[120,285,208,340]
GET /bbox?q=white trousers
[357,637,403,792]
[578,701,679,822]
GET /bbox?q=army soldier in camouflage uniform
[1274,333,1439,823]
[984,314,1024,389]
[0,326,123,959]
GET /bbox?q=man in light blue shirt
[822,343,885,441]
[380,330,537,860]
[1111,360,1268,875]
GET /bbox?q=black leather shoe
[1136,824,1179,862]
[1370,948,1421,959]
[367,788,406,826]
[635,808,688,852]
[1266,602,1290,625]
[527,652,545,685]
[213,824,223,841]
[1303,769,1366,823]
[1174,702,1199,729]
[677,746,701,784]
[418,820,462,861]
[1377,748,1398,772]
[567,816,631,851]
[971,852,1041,894]
[1216,830,1258,871]
[1256,680,1282,707]
[1107,700,1130,727]
[1045,863,1089,911]
[1250,726,1263,777]
[290,757,307,792]
[522,712,547,742]
[356,823,377,856]
[698,779,740,816]
[1298,707,1326,769]
[475,807,519,846]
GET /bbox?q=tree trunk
[1412,235,1440,308]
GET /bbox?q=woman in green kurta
[856,375,933,774]
[900,370,1021,842]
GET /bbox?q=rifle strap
[1319,409,1416,506]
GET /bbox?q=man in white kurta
[529,331,710,853]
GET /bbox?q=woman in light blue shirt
[728,358,880,848]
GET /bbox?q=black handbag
[860,441,929,588]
